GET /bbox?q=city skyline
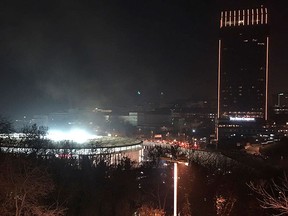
[0,0,288,118]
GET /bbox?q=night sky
[0,0,287,117]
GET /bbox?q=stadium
[0,132,144,165]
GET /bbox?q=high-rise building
[216,1,270,145]
[271,92,288,126]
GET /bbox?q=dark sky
[0,0,287,117]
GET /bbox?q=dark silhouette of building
[216,1,270,146]
[271,92,288,127]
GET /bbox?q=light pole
[173,161,188,216]
[161,157,188,216]
[174,162,178,216]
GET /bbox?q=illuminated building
[216,1,270,146]
[271,93,288,133]
[0,135,143,165]
[274,92,288,107]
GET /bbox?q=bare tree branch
[248,174,288,216]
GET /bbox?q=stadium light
[47,129,100,143]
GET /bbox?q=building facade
[217,2,270,146]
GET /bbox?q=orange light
[238,10,241,26]
[220,11,223,28]
[265,37,269,121]
[265,8,268,24]
[217,39,222,119]
[248,9,250,25]
[256,8,259,24]
[233,10,236,26]
[243,10,245,25]
[261,7,264,24]
[252,9,254,25]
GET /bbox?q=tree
[21,124,48,141]
[136,205,165,216]
[20,124,51,154]
[249,174,288,216]
[181,194,192,216]
[145,146,165,168]
[0,154,66,216]
[171,144,180,160]
[117,156,136,170]
[0,116,15,147]
[0,116,14,134]
[214,193,236,216]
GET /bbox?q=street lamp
[174,162,177,216]
[160,156,189,216]
[173,161,189,216]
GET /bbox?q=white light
[47,129,100,143]
[69,129,91,143]
[174,162,178,216]
[229,117,255,122]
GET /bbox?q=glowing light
[217,39,222,118]
[220,11,223,28]
[265,8,268,24]
[265,37,269,121]
[247,9,250,25]
[256,8,259,24]
[229,117,255,122]
[238,10,240,25]
[252,9,254,25]
[47,129,100,143]
[233,10,236,26]
[243,9,245,25]
[261,7,264,24]
[174,162,177,216]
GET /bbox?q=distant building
[272,92,288,107]
[114,100,216,140]
[271,93,288,137]
[217,2,270,146]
